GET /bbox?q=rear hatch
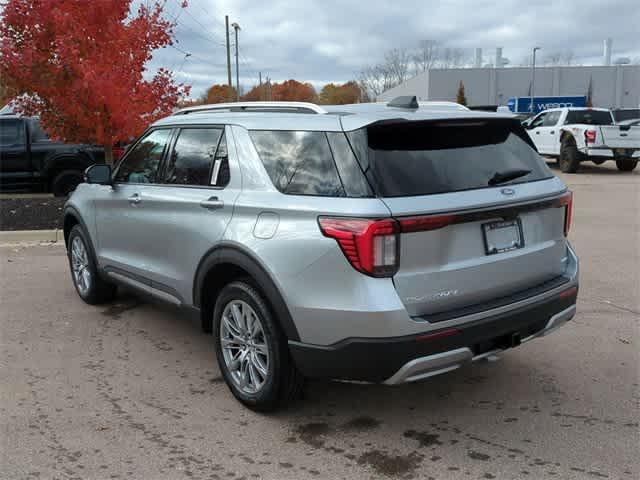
[346,118,571,319]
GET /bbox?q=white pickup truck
[524,107,639,173]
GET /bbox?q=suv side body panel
[92,127,242,303]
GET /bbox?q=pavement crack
[600,300,640,316]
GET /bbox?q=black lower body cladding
[289,287,578,383]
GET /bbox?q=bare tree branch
[413,40,440,72]
[384,48,412,84]
[440,47,468,68]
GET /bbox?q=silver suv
[64,98,579,411]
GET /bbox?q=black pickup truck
[0,115,105,196]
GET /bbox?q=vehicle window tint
[565,110,613,125]
[114,129,171,184]
[350,119,553,197]
[27,118,50,142]
[0,120,25,146]
[165,128,222,186]
[613,109,640,122]
[326,132,372,197]
[542,111,560,126]
[249,130,345,197]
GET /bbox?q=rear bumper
[581,147,639,158]
[289,285,578,383]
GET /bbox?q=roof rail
[174,101,327,115]
[387,96,419,109]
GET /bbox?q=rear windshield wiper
[488,168,532,186]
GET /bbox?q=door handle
[535,131,541,134]
[128,193,141,205]
[550,130,555,134]
[200,196,224,210]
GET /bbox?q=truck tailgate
[599,125,640,150]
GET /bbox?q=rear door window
[27,118,50,142]
[346,119,553,197]
[249,130,345,197]
[164,128,223,186]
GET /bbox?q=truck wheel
[615,157,638,172]
[559,138,582,173]
[213,279,303,411]
[52,170,84,197]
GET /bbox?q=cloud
[146,0,640,97]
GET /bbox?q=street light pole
[530,46,541,114]
[225,16,232,92]
[231,22,241,102]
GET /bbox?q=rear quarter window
[249,130,346,197]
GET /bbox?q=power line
[238,48,260,84]
[190,0,228,31]
[169,44,226,67]
[172,0,226,45]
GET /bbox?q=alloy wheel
[219,300,270,394]
[71,236,91,295]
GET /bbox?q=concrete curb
[0,229,63,245]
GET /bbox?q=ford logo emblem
[500,188,515,196]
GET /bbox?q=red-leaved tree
[0,0,191,163]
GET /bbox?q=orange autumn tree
[205,84,237,103]
[242,81,271,101]
[318,81,362,104]
[271,79,317,102]
[0,0,190,163]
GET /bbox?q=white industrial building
[378,65,640,109]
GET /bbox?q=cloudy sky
[147,0,640,98]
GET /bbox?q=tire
[559,137,582,173]
[52,170,84,197]
[213,280,303,411]
[67,225,117,304]
[615,157,638,172]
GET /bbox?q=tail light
[557,191,573,236]
[584,130,597,144]
[318,217,399,277]
[397,213,456,233]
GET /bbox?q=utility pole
[530,46,541,114]
[259,72,262,100]
[225,16,232,96]
[231,22,241,102]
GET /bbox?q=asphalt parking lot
[1,162,638,480]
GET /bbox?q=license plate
[615,148,628,156]
[482,219,524,255]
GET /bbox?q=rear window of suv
[346,119,553,197]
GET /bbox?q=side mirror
[84,164,112,185]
